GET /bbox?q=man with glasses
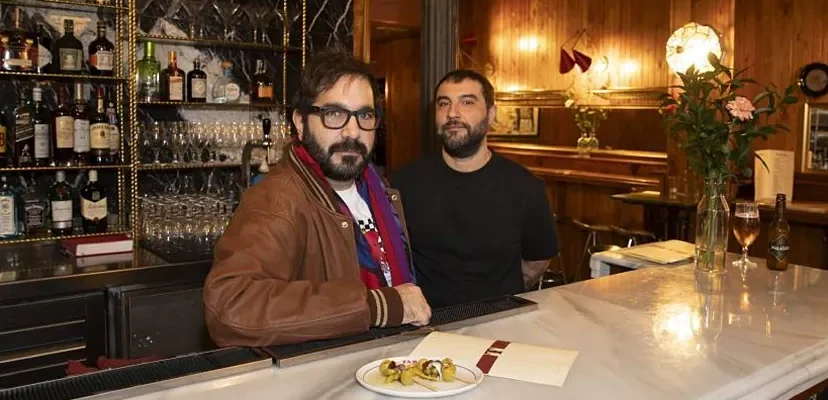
[204,50,431,347]
[392,70,559,308]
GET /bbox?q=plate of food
[355,356,484,398]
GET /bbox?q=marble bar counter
[116,255,828,400]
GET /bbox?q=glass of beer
[733,202,760,267]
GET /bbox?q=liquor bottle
[89,88,110,165]
[212,60,241,104]
[105,88,120,162]
[88,21,114,76]
[251,59,274,104]
[36,24,52,73]
[22,175,47,235]
[52,86,74,166]
[0,112,8,168]
[767,193,790,271]
[186,59,207,103]
[49,170,73,236]
[80,169,107,233]
[32,87,50,167]
[137,41,160,102]
[13,90,33,167]
[72,83,89,166]
[1,8,37,72]
[0,176,20,239]
[55,19,83,74]
[160,51,185,102]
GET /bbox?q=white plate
[355,356,484,398]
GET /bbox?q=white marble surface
[118,256,828,400]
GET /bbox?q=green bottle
[137,41,161,102]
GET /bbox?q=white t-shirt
[336,184,393,286]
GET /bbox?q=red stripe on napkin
[476,340,511,374]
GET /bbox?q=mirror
[803,103,828,172]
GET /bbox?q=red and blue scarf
[292,143,415,289]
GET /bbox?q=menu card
[409,331,578,387]
[754,150,794,202]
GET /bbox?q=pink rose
[726,96,756,121]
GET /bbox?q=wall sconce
[517,36,540,52]
[666,22,723,74]
[560,29,592,74]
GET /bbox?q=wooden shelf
[136,35,301,52]
[137,101,284,109]
[138,162,247,171]
[0,0,125,11]
[0,71,125,82]
[0,164,131,173]
[0,230,130,246]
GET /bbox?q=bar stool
[538,213,567,289]
[610,225,658,248]
[572,219,613,281]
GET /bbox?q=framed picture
[489,106,540,138]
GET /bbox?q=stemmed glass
[732,202,760,268]
[181,0,211,38]
[213,0,240,41]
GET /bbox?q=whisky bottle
[186,59,207,102]
[251,59,274,104]
[89,88,110,165]
[72,82,89,166]
[22,175,47,235]
[80,169,107,233]
[32,87,51,167]
[767,193,790,271]
[1,8,37,72]
[49,170,73,236]
[88,21,114,76]
[160,51,185,102]
[105,88,120,162]
[52,86,74,166]
[55,19,83,74]
[136,41,160,102]
[13,90,34,167]
[0,175,20,239]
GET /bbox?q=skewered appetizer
[379,358,458,386]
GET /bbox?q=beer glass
[732,202,760,267]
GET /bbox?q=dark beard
[437,118,488,159]
[302,121,372,181]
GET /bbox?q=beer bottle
[767,194,790,271]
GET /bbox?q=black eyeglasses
[308,106,381,131]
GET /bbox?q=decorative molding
[494,90,566,107]
[495,87,667,109]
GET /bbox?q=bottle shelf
[137,101,284,109]
[136,35,300,52]
[0,230,131,246]
[138,161,264,171]
[0,70,125,82]
[0,164,131,173]
[0,0,126,12]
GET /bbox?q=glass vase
[576,132,590,157]
[694,177,730,275]
[586,131,600,150]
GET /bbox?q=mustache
[441,120,470,131]
[328,139,368,156]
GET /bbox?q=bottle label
[258,85,274,99]
[74,119,90,152]
[90,50,113,71]
[81,196,107,220]
[34,123,49,158]
[24,200,46,229]
[226,83,241,101]
[0,196,15,235]
[51,199,73,228]
[38,44,52,68]
[90,122,109,149]
[59,48,83,71]
[769,235,790,260]
[109,125,120,154]
[169,76,184,101]
[56,116,74,148]
[4,39,34,69]
[191,78,207,99]
[0,126,5,153]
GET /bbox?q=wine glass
[732,202,760,268]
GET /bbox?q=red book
[60,234,133,257]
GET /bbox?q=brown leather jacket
[204,147,409,347]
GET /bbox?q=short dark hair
[292,48,383,118]
[435,69,495,110]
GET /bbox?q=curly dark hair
[292,48,383,119]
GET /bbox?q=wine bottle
[0,175,20,239]
[13,90,33,167]
[32,87,50,167]
[1,8,37,72]
[80,169,107,233]
[52,86,74,166]
[160,51,185,102]
[137,41,160,102]
[88,21,114,76]
[55,19,83,74]
[105,88,120,162]
[186,59,207,102]
[22,175,47,235]
[50,171,73,236]
[251,59,274,104]
[89,88,110,165]
[72,82,89,166]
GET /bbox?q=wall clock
[799,62,828,97]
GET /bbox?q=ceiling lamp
[666,22,723,74]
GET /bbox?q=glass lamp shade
[666,22,723,74]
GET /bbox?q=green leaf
[740,78,759,85]
[753,91,771,105]
[753,107,773,116]
[783,95,798,105]
[756,153,770,172]
[742,167,753,178]
[773,123,791,132]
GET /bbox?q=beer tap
[240,118,274,189]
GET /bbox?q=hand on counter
[396,283,432,326]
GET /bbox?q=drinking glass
[732,202,760,268]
